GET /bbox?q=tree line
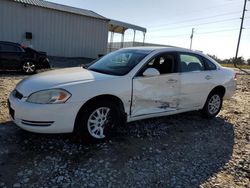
[208,55,250,65]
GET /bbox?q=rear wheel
[202,92,223,118]
[22,61,36,74]
[76,100,120,142]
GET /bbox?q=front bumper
[8,92,82,134]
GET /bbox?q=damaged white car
[8,47,236,142]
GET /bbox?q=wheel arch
[202,85,225,109]
[21,58,36,64]
[74,94,126,133]
[202,85,225,118]
[209,85,226,97]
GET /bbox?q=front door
[131,52,180,117]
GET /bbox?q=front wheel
[76,101,120,142]
[202,92,223,118]
[22,61,36,74]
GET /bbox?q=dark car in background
[0,41,50,74]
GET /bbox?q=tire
[202,91,223,118]
[22,61,36,74]
[75,100,121,143]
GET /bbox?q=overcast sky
[48,0,250,60]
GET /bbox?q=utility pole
[234,0,247,65]
[190,28,195,49]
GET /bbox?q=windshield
[88,49,151,76]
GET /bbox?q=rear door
[178,52,215,110]
[131,52,181,117]
[0,43,24,69]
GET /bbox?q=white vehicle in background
[8,47,236,142]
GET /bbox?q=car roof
[121,46,210,57]
[123,46,198,53]
[0,41,20,46]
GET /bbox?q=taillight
[233,73,237,80]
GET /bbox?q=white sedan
[8,47,236,142]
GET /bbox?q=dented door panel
[131,73,180,117]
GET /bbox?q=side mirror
[143,68,160,77]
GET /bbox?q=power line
[148,17,250,32]
[146,27,249,39]
[123,25,250,38]
[193,0,243,11]
[167,1,243,19]
[149,17,250,31]
[197,28,240,35]
[147,1,245,29]
[148,11,242,29]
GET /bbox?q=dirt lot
[0,71,249,188]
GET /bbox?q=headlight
[26,89,71,104]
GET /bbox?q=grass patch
[220,63,250,70]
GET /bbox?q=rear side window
[180,54,205,72]
[0,44,23,52]
[203,57,217,70]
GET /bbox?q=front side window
[139,52,177,75]
[180,54,205,72]
[88,49,150,76]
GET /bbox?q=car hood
[16,67,114,96]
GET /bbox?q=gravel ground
[0,70,249,188]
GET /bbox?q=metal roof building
[0,0,147,58]
[0,0,110,58]
[11,0,108,19]
[0,0,146,58]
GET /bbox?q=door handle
[205,75,212,80]
[167,79,178,83]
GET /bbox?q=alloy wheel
[23,62,36,73]
[87,107,112,139]
[208,94,221,115]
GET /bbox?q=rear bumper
[38,58,51,69]
[224,81,236,99]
